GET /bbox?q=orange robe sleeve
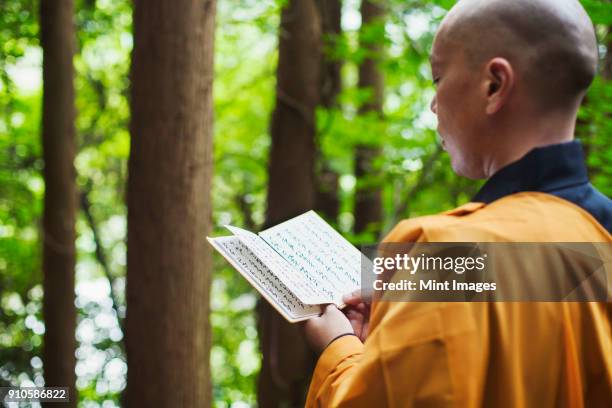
[306,301,468,407]
[304,193,612,408]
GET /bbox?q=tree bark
[602,34,612,80]
[354,0,384,236]
[40,1,77,405]
[258,1,321,406]
[317,0,342,109]
[315,164,340,221]
[315,0,342,222]
[126,0,215,406]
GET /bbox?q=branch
[79,185,125,338]
[236,192,256,231]
[276,88,316,130]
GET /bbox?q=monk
[303,0,611,406]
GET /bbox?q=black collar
[473,141,589,204]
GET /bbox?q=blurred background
[0,0,610,406]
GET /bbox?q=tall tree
[40,0,77,405]
[317,0,343,109]
[354,0,385,236]
[259,0,321,406]
[315,0,343,222]
[603,38,612,79]
[126,0,215,406]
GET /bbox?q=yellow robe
[305,192,611,407]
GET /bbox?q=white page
[259,211,362,305]
[225,225,328,304]
[207,236,320,322]
[225,225,331,305]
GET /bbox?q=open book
[207,211,363,322]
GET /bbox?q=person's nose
[430,94,437,114]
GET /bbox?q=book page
[207,236,320,322]
[225,225,328,304]
[259,211,362,305]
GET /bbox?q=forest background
[0,0,610,407]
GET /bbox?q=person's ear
[483,58,514,115]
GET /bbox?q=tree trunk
[315,0,342,222]
[40,1,77,405]
[126,0,215,406]
[317,0,342,109]
[258,1,321,406]
[602,34,612,80]
[354,0,384,236]
[315,164,340,221]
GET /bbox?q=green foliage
[581,0,612,25]
[0,0,610,407]
[0,0,43,389]
[579,76,612,196]
[0,0,38,62]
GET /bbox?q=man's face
[430,28,487,179]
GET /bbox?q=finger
[317,304,327,315]
[345,302,367,314]
[342,289,362,305]
[345,309,360,319]
[320,303,337,315]
[355,303,370,314]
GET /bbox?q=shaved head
[437,0,598,111]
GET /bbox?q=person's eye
[433,77,440,86]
